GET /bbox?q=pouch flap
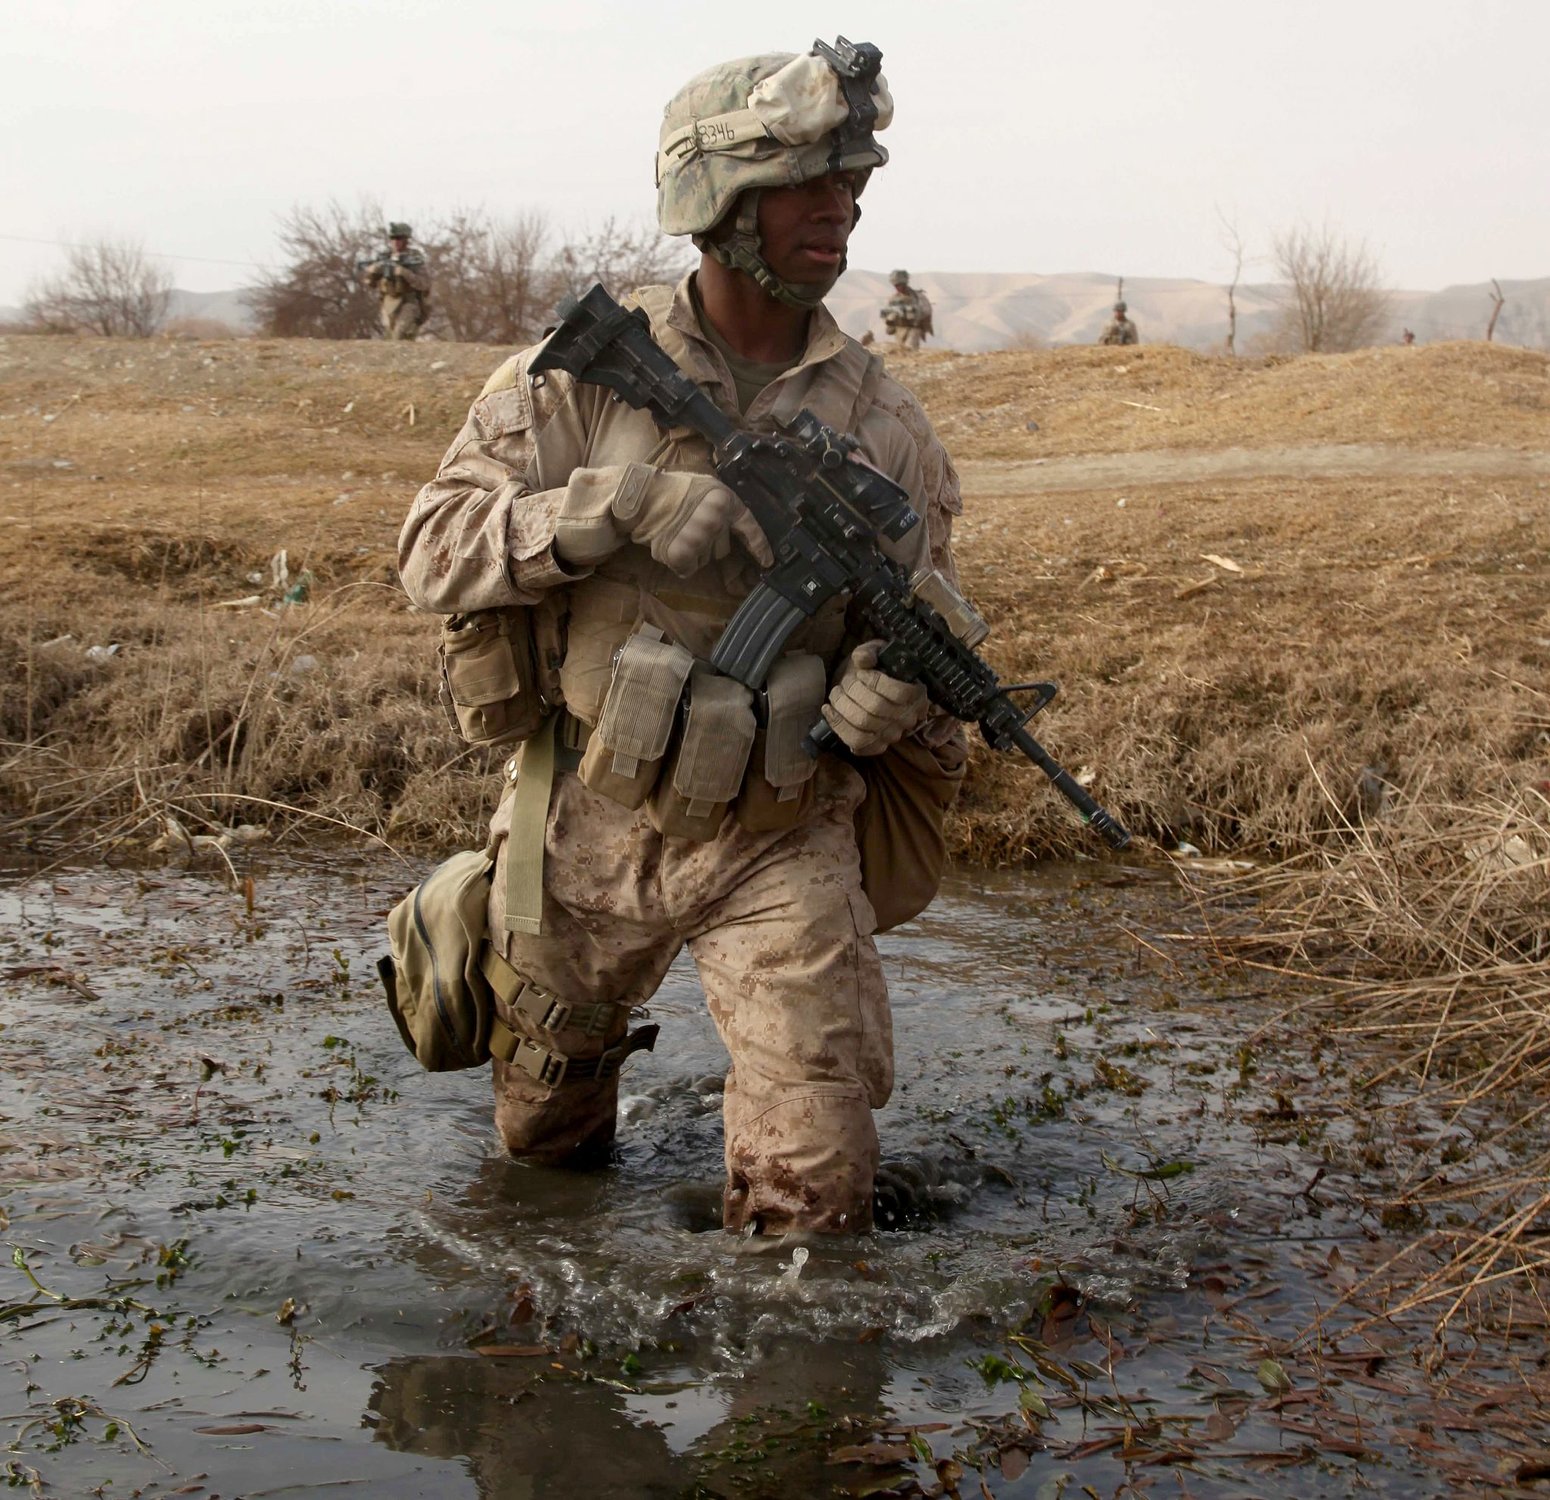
[761,653,827,789]
[672,668,756,805]
[594,629,694,767]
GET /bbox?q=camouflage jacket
[1099,316,1138,346]
[399,272,964,741]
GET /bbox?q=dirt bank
[1,332,1546,860]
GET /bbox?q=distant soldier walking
[880,268,932,350]
[1099,300,1138,346]
[359,222,431,340]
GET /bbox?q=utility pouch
[439,604,561,749]
[378,849,506,1071]
[578,625,693,809]
[650,666,756,840]
[735,653,826,834]
[856,732,969,932]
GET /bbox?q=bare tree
[246,200,384,339]
[426,208,555,345]
[1216,207,1245,356]
[1271,221,1390,353]
[1486,278,1506,342]
[249,202,691,343]
[550,216,693,304]
[23,238,172,337]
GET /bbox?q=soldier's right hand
[553,464,772,577]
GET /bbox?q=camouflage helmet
[657,38,892,308]
[889,268,910,285]
[1113,301,1127,314]
[386,222,412,240]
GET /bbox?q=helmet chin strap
[695,189,842,311]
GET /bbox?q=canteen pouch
[578,626,694,809]
[650,666,756,840]
[378,849,498,1071]
[438,603,563,748]
[735,653,826,833]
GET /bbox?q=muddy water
[0,853,1530,1497]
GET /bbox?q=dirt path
[959,442,1550,495]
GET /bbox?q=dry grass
[909,337,1550,458]
[1196,754,1550,1333]
[3,332,1547,866]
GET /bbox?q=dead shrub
[1202,760,1550,1332]
[23,238,173,338]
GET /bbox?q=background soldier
[399,39,968,1237]
[881,267,932,350]
[359,221,431,340]
[1099,299,1139,346]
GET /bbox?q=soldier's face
[390,237,409,252]
[756,172,857,287]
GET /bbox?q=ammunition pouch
[734,653,826,833]
[649,666,756,839]
[577,626,693,808]
[438,601,564,749]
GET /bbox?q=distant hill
[163,287,255,329]
[828,271,1550,353]
[5,274,1546,352]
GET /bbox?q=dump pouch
[735,653,826,833]
[855,733,968,932]
[438,601,564,748]
[578,625,694,809]
[378,849,501,1071]
[649,666,756,840]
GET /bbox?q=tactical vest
[442,285,888,842]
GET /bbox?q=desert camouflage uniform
[1099,313,1138,346]
[882,286,932,351]
[364,251,431,340]
[399,271,964,1234]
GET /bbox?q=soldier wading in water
[398,39,968,1237]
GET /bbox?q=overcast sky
[4,0,1545,308]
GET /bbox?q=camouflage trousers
[890,325,924,352]
[379,293,424,340]
[485,758,891,1235]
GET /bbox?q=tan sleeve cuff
[512,543,591,594]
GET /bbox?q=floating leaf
[1256,1358,1293,1395]
[1019,1389,1052,1420]
[1001,1446,1031,1481]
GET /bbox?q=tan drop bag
[377,849,502,1071]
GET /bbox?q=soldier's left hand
[820,641,928,756]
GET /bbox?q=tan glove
[819,642,929,757]
[553,463,772,577]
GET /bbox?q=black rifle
[529,284,1130,850]
[355,251,424,282]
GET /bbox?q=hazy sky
[4,0,1545,307]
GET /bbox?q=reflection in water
[371,1355,685,1499]
[371,1339,900,1500]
